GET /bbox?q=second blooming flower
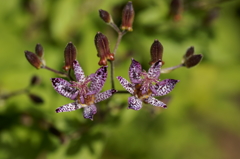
[117,58,179,110]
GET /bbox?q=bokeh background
[1,0,240,159]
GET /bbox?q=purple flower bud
[149,39,164,65]
[63,42,77,71]
[94,32,114,66]
[184,54,203,68]
[25,50,43,69]
[121,1,135,31]
[35,43,44,58]
[99,9,112,23]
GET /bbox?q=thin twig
[43,66,74,80]
[116,90,129,94]
[0,89,28,99]
[161,63,184,73]
[110,61,115,89]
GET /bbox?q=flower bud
[28,93,44,104]
[203,8,219,26]
[183,54,203,68]
[25,50,43,69]
[99,9,112,23]
[149,39,164,65]
[183,46,194,60]
[30,75,41,86]
[63,42,77,71]
[169,0,183,21]
[121,1,135,31]
[35,43,44,58]
[94,32,114,66]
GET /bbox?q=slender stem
[0,89,28,99]
[43,66,74,80]
[67,69,75,81]
[109,22,121,33]
[112,31,126,55]
[116,90,129,94]
[109,23,127,90]
[110,61,115,89]
[161,63,184,73]
[110,31,126,89]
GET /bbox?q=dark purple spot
[56,108,60,113]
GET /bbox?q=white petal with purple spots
[148,60,161,79]
[128,96,142,110]
[51,78,78,100]
[116,76,134,94]
[83,104,97,120]
[89,66,107,94]
[73,60,85,83]
[56,102,82,113]
[129,58,143,84]
[94,89,117,103]
[145,96,167,108]
[150,79,179,96]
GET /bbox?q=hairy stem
[43,66,74,80]
[161,63,184,73]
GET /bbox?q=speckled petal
[89,66,107,94]
[128,96,142,110]
[148,60,162,79]
[150,79,179,96]
[144,96,167,108]
[51,78,78,100]
[94,89,117,103]
[116,76,134,94]
[83,104,97,120]
[55,102,82,113]
[73,60,85,83]
[129,58,143,84]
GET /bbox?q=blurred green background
[1,0,240,159]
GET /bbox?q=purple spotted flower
[117,58,179,110]
[51,60,116,120]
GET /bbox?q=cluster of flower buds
[25,43,45,69]
[99,1,134,32]
[149,39,164,65]
[182,46,203,68]
[62,42,77,71]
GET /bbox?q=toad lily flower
[117,58,179,110]
[51,60,116,120]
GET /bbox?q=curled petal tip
[111,89,117,94]
[55,108,60,113]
